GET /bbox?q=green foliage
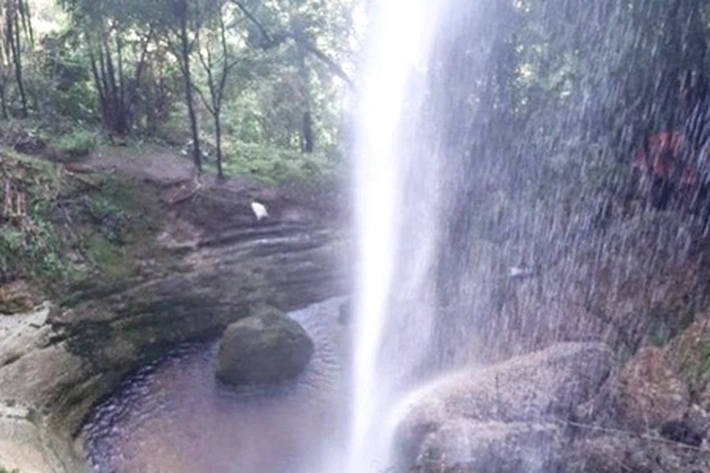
[0,216,68,283]
[0,151,164,292]
[222,140,334,184]
[0,154,76,285]
[85,234,133,281]
[36,30,96,121]
[54,128,98,158]
[699,343,710,378]
[52,171,163,286]
[0,467,21,473]
[80,192,129,243]
[50,0,356,177]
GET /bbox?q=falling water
[346,0,710,470]
[348,1,448,471]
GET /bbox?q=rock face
[216,307,314,385]
[395,340,710,473]
[0,280,37,314]
[394,343,612,472]
[614,346,691,432]
[32,177,347,437]
[427,212,710,367]
[0,304,88,472]
[566,434,710,473]
[393,211,710,472]
[493,214,702,356]
[565,320,710,473]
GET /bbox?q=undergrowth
[0,152,75,286]
[221,140,336,184]
[54,128,98,158]
[0,149,161,295]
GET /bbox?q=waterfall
[347,1,448,471]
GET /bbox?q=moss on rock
[216,306,314,386]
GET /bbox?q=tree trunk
[116,35,129,134]
[295,45,314,153]
[0,48,7,120]
[102,35,128,135]
[301,111,314,153]
[6,5,27,117]
[88,27,135,137]
[0,81,7,119]
[215,108,224,179]
[177,0,202,174]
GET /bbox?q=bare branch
[289,32,354,90]
[230,0,354,89]
[232,1,276,45]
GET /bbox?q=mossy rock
[215,306,314,386]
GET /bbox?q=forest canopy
[0,0,358,179]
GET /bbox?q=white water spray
[347,1,447,471]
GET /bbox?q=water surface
[84,298,346,473]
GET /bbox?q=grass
[221,140,336,184]
[63,172,162,285]
[54,128,98,159]
[85,235,134,281]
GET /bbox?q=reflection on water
[84,298,346,473]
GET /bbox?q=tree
[51,0,358,176]
[151,0,227,174]
[59,0,158,135]
[173,0,206,172]
[2,0,34,117]
[231,0,355,153]
[194,0,238,178]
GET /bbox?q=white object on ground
[251,201,269,221]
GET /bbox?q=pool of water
[84,298,347,473]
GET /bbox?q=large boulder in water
[215,306,314,385]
